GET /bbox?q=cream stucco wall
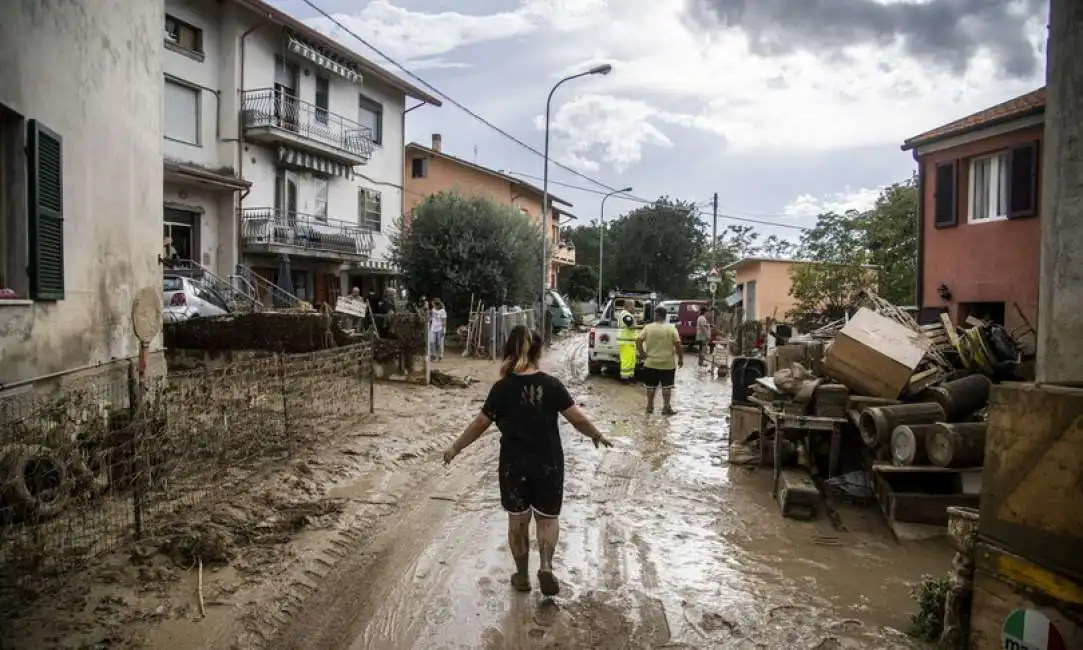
[733,260,802,321]
[0,0,165,385]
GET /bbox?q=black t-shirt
[481,372,575,468]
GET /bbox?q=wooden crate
[981,383,1083,578]
[729,404,762,446]
[969,540,1083,650]
[871,465,980,537]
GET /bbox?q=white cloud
[783,187,883,217]
[533,94,674,172]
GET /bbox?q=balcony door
[273,56,299,130]
[274,168,299,229]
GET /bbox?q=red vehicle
[659,299,717,348]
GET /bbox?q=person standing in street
[429,298,447,362]
[443,325,612,596]
[636,306,683,415]
[617,309,637,383]
[696,306,712,366]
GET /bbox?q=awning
[277,145,353,179]
[288,36,363,85]
[724,289,743,307]
[354,259,399,274]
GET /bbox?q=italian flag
[1003,609,1067,650]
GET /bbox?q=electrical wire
[503,171,808,231]
[300,0,808,233]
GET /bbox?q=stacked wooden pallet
[920,315,957,357]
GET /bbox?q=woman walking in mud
[443,325,612,596]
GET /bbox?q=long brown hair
[500,325,542,377]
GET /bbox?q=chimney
[432,133,442,152]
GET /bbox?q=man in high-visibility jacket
[617,310,637,382]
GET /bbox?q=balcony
[553,241,576,265]
[241,88,373,167]
[241,208,375,262]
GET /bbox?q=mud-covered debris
[429,370,478,388]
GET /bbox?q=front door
[163,207,199,265]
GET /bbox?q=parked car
[546,289,574,333]
[162,275,231,322]
[659,299,718,348]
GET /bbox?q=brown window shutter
[933,161,957,228]
[1007,141,1039,219]
[27,119,65,301]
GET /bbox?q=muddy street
[269,334,950,650]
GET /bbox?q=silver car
[162,276,231,322]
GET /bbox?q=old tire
[0,443,70,521]
[588,360,603,376]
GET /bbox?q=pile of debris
[739,291,1029,536]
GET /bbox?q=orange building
[901,88,1043,332]
[724,257,878,321]
[404,134,575,288]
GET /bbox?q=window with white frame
[314,178,329,221]
[969,151,1009,223]
[359,188,382,231]
[164,78,200,145]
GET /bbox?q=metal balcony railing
[241,88,374,161]
[241,207,375,257]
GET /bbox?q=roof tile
[902,87,1045,150]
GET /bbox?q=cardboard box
[823,307,928,399]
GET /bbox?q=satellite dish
[131,286,163,344]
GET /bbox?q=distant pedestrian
[636,306,683,415]
[696,306,712,366]
[429,298,447,362]
[443,325,612,596]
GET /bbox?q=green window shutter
[27,119,64,301]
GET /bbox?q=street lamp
[598,186,633,308]
[540,63,613,327]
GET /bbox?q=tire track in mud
[234,424,471,650]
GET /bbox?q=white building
[0,0,165,385]
[162,0,440,307]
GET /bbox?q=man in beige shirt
[636,306,683,415]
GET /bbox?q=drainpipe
[401,101,425,236]
[913,149,926,314]
[236,21,265,275]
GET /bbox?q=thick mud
[269,336,952,650]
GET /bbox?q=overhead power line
[300,0,807,234]
[504,171,808,231]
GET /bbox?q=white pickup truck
[586,293,655,376]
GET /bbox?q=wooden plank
[872,462,982,474]
[920,322,944,331]
[907,367,940,393]
[940,312,961,350]
[965,316,985,328]
[969,541,1083,650]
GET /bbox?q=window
[359,188,382,231]
[969,152,1009,222]
[411,157,427,178]
[164,78,201,145]
[163,208,197,262]
[315,75,329,124]
[314,178,329,221]
[358,94,383,145]
[165,15,203,57]
[0,105,27,298]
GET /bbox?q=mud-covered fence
[0,340,374,605]
[491,308,538,357]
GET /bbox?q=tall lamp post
[598,186,633,308]
[540,63,613,328]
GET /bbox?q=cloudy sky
[271,0,1048,243]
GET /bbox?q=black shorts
[640,367,676,388]
[499,458,564,517]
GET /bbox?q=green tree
[561,265,598,302]
[857,175,918,306]
[391,191,543,319]
[605,196,707,297]
[788,210,872,319]
[758,234,796,258]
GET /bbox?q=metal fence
[0,341,374,605]
[491,308,538,358]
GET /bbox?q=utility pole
[711,192,719,307]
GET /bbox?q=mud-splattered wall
[0,0,164,384]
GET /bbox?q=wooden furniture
[750,396,846,497]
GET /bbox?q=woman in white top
[429,298,448,362]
